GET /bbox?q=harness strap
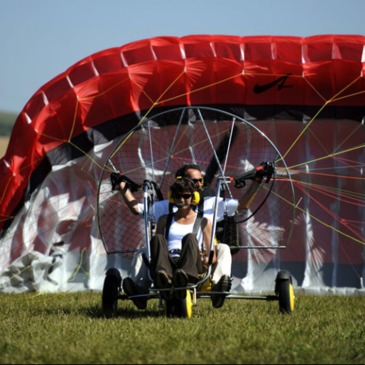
[164,212,174,240]
[164,211,203,240]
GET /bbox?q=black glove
[110,172,122,191]
[234,161,275,188]
[110,172,141,192]
[254,161,275,183]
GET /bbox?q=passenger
[150,178,216,300]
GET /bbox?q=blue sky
[1,0,364,114]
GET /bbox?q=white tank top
[167,216,203,256]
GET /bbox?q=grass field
[0,292,364,364]
[0,137,9,157]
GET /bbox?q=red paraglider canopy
[1,34,365,293]
[1,34,365,234]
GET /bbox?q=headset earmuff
[191,191,200,205]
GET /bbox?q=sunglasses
[191,178,203,184]
[173,193,192,200]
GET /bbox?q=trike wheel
[165,290,193,318]
[102,268,121,318]
[275,271,295,314]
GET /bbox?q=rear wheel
[102,268,121,318]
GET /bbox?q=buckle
[168,249,181,256]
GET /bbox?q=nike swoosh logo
[253,73,292,94]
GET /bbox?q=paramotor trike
[97,106,297,318]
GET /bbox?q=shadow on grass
[37,304,163,320]
[83,300,166,319]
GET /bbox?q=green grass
[0,292,364,364]
[0,111,17,136]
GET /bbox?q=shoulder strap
[164,212,174,240]
[192,210,203,236]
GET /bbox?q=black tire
[102,269,121,318]
[276,275,295,314]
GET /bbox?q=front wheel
[165,290,193,318]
